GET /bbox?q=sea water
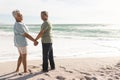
[0,24,120,62]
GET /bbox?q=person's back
[35,11,55,72]
[41,20,53,43]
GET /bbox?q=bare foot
[15,70,23,76]
[15,69,19,72]
[24,71,28,73]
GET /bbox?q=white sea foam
[0,33,120,62]
[1,24,120,62]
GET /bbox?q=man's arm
[35,30,45,41]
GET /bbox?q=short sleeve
[15,24,28,35]
[41,22,49,31]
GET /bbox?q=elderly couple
[12,10,55,73]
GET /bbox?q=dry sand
[0,57,120,80]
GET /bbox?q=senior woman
[12,10,38,73]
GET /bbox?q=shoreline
[1,56,120,63]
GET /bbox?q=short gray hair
[12,10,20,18]
[41,11,48,16]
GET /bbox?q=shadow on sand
[0,71,45,80]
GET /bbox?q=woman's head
[12,10,23,22]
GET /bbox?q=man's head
[12,10,23,22]
[41,11,48,21]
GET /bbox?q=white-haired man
[12,10,38,73]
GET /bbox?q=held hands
[34,40,38,46]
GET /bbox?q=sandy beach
[1,0,120,79]
[0,57,120,80]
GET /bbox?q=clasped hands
[34,39,39,46]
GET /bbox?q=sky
[0,0,120,24]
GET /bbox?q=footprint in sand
[72,77,84,80]
[115,63,120,67]
[106,66,113,70]
[37,78,45,80]
[100,73,105,76]
[84,76,97,80]
[115,73,120,77]
[107,78,113,80]
[56,76,66,80]
[28,65,40,69]
[84,76,91,80]
[44,73,51,77]
[59,66,73,73]
[28,69,33,74]
[100,67,106,70]
[59,66,66,69]
[96,70,104,73]
[113,75,119,79]
[73,69,91,76]
[91,77,97,80]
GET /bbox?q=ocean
[1,24,120,38]
[0,24,120,62]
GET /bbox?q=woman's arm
[23,32,38,44]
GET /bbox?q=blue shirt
[13,22,28,47]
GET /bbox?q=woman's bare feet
[15,70,23,76]
[24,70,28,73]
[15,69,19,72]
